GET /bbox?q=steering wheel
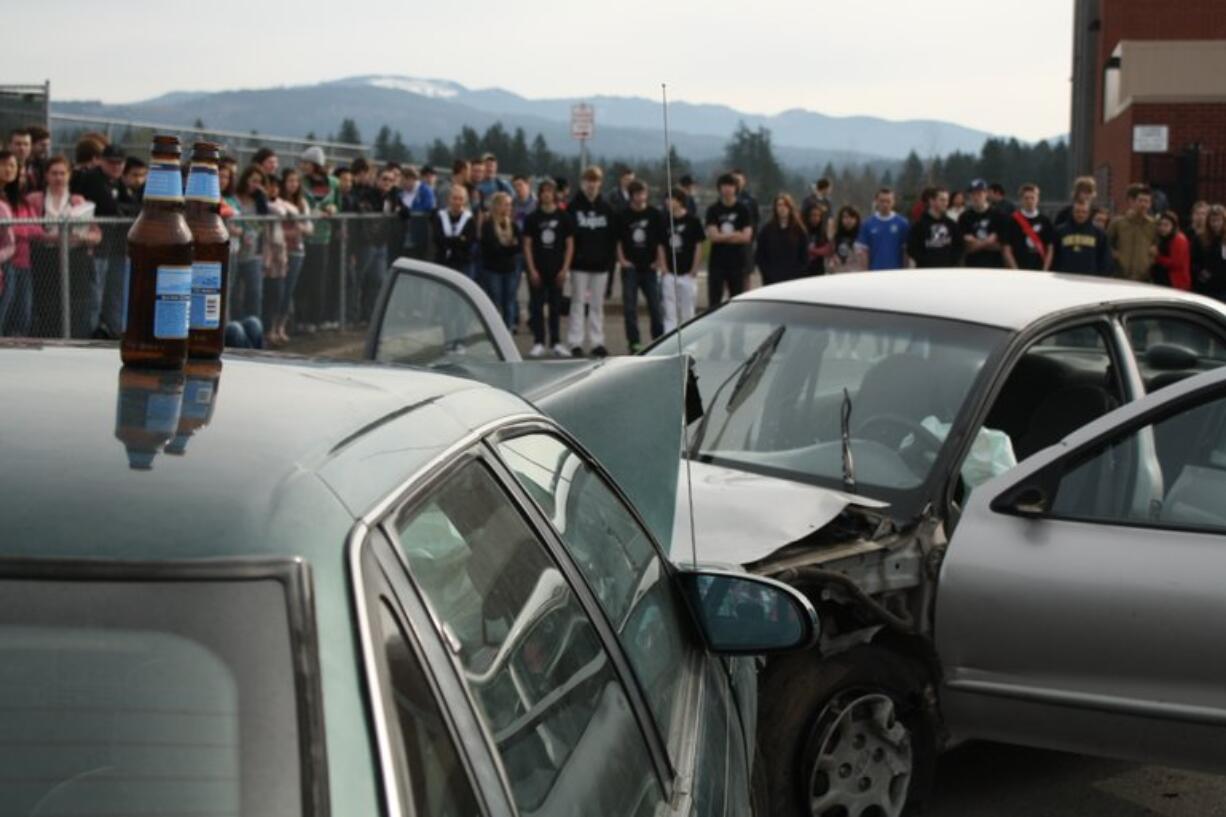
[856,414,945,476]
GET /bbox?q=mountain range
[55,75,1026,170]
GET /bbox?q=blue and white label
[185,164,221,202]
[144,162,184,201]
[181,378,216,421]
[144,391,182,434]
[189,261,223,330]
[153,265,192,339]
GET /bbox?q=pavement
[280,278,1226,817]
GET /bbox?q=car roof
[0,343,537,564]
[737,270,1226,330]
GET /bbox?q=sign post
[570,103,594,171]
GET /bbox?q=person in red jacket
[1152,210,1191,291]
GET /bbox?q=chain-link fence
[0,212,430,341]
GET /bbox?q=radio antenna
[661,83,699,569]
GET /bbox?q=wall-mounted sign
[1133,125,1169,153]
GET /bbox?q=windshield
[0,570,309,817]
[650,301,1007,516]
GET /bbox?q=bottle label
[189,261,223,330]
[144,161,184,201]
[185,164,221,203]
[181,378,216,421]
[153,265,192,339]
[145,391,182,433]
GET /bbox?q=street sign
[1133,124,1169,153]
[571,103,594,141]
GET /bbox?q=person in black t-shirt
[567,166,616,357]
[958,180,1007,269]
[1003,184,1055,271]
[662,188,704,332]
[705,173,754,308]
[616,180,665,351]
[907,186,963,268]
[522,178,574,357]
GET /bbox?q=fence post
[58,220,71,339]
[338,217,348,332]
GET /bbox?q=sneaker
[528,343,546,358]
[591,345,609,358]
[552,344,572,358]
[570,346,585,358]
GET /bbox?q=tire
[758,645,937,817]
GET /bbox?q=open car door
[936,365,1226,772]
[366,258,689,548]
[366,258,522,365]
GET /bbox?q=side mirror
[1145,343,1198,372]
[991,483,1050,518]
[676,569,819,655]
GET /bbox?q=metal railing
[0,212,428,341]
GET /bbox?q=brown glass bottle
[122,134,193,369]
[114,365,186,470]
[184,142,229,359]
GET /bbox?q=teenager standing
[705,173,754,307]
[567,166,616,357]
[522,179,574,357]
[616,180,665,351]
[662,188,703,332]
[1003,184,1054,271]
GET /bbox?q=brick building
[1070,0,1226,215]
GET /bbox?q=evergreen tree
[337,118,362,146]
[820,161,837,184]
[508,128,530,175]
[724,122,784,198]
[530,133,553,175]
[426,139,452,168]
[388,131,412,164]
[480,123,511,161]
[193,117,205,130]
[454,126,481,160]
[305,131,317,141]
[897,151,925,198]
[373,125,392,160]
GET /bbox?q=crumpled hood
[669,460,888,566]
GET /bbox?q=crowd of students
[5,124,1226,351]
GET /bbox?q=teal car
[0,343,816,817]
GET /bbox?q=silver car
[370,264,1226,816]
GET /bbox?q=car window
[1050,389,1226,533]
[497,433,691,758]
[375,272,502,366]
[649,300,1005,517]
[0,574,307,817]
[371,593,483,817]
[1124,315,1226,393]
[393,461,666,817]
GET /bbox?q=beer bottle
[122,134,193,368]
[114,365,186,470]
[166,359,222,456]
[184,142,229,358]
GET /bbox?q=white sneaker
[551,343,572,358]
[529,343,546,358]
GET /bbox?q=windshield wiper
[841,387,856,494]
[688,326,786,456]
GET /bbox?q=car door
[935,367,1226,773]
[366,258,521,365]
[490,426,754,817]
[372,446,683,816]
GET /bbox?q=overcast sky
[16,0,1074,141]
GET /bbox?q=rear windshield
[0,574,306,817]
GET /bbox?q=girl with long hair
[1192,204,1226,301]
[827,206,865,273]
[1152,211,1191,291]
[479,191,521,328]
[273,168,312,344]
[754,193,807,286]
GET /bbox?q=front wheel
[758,645,938,817]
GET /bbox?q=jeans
[262,277,285,333]
[358,245,388,323]
[622,264,663,346]
[280,252,305,324]
[235,258,263,321]
[482,269,517,329]
[529,276,563,346]
[97,254,127,336]
[707,263,745,311]
[297,243,327,326]
[0,266,32,336]
[224,316,264,349]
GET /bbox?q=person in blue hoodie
[855,188,910,270]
